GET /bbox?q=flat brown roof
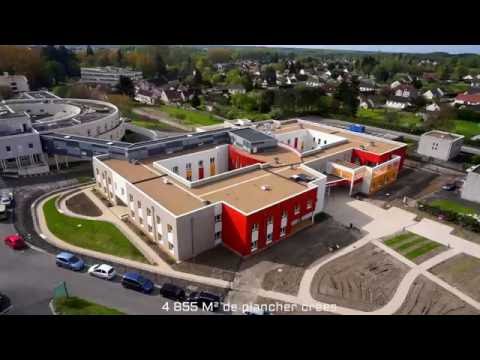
[102,159,161,184]
[135,177,205,216]
[197,168,311,214]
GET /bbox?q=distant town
[1,45,480,316]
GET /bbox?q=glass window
[198,160,203,167]
[267,216,273,225]
[307,200,313,209]
[280,226,287,237]
[129,194,133,201]
[294,205,300,215]
[186,163,192,170]
[251,239,258,251]
[267,233,273,242]
[172,166,179,174]
[210,157,215,164]
[252,223,259,231]
[282,210,288,218]
[215,214,221,223]
[147,208,151,216]
[148,225,152,233]
[137,201,141,208]
[167,224,173,233]
[156,216,161,224]
[6,146,11,152]
[215,231,222,240]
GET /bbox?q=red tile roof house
[454,92,480,106]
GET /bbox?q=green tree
[257,90,275,113]
[116,48,124,67]
[86,45,94,57]
[263,66,277,86]
[118,76,134,97]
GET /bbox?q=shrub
[418,201,480,233]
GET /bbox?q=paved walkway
[262,197,480,315]
[38,185,480,314]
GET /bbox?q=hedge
[418,202,480,233]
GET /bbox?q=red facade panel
[351,145,407,170]
[227,144,263,170]
[221,188,318,256]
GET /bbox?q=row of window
[5,143,34,152]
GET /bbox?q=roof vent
[64,135,71,139]
[202,200,211,205]
[163,178,170,184]
[261,185,271,191]
[134,160,140,165]
[107,142,114,145]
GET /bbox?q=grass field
[429,199,478,215]
[131,119,176,131]
[384,232,443,262]
[160,105,222,126]
[43,196,147,263]
[356,108,423,128]
[54,296,124,315]
[452,120,480,139]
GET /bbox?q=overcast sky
[254,45,480,54]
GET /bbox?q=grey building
[461,166,480,204]
[0,104,48,175]
[228,128,277,153]
[81,67,143,87]
[417,130,464,161]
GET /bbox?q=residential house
[160,89,185,104]
[228,84,246,95]
[385,96,412,110]
[426,102,440,112]
[454,92,480,106]
[306,76,324,88]
[134,89,157,105]
[359,80,377,94]
[422,72,439,82]
[392,84,418,99]
[390,80,402,89]
[423,88,444,100]
[359,96,382,109]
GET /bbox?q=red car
[4,234,27,250]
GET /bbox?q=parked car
[466,165,480,173]
[88,264,116,280]
[187,291,222,312]
[0,191,13,208]
[159,283,186,301]
[4,234,27,250]
[0,292,12,315]
[55,252,85,271]
[0,205,9,221]
[121,272,154,294]
[442,183,457,191]
[243,308,272,315]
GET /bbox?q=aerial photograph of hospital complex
[1,44,480,316]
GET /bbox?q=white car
[466,165,480,173]
[88,264,116,280]
[0,193,13,208]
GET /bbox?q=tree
[412,78,423,89]
[117,76,134,97]
[116,48,124,67]
[153,52,167,78]
[257,90,275,113]
[206,48,233,64]
[0,86,13,100]
[453,64,468,81]
[360,56,378,75]
[86,45,94,56]
[190,93,201,108]
[263,66,277,86]
[334,78,360,116]
[192,68,203,86]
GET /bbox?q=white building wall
[157,145,229,181]
[461,171,480,204]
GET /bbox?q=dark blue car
[121,272,154,294]
[55,252,85,271]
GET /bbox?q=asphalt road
[0,212,226,315]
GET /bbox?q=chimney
[261,185,271,191]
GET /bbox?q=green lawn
[131,118,176,131]
[43,196,147,263]
[160,105,222,126]
[356,108,423,128]
[452,120,480,139]
[54,296,124,315]
[429,199,478,216]
[76,176,93,184]
[384,232,442,261]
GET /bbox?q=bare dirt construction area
[172,246,242,282]
[310,243,410,311]
[245,218,361,296]
[65,192,102,217]
[395,275,478,315]
[173,217,361,293]
[430,253,480,303]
